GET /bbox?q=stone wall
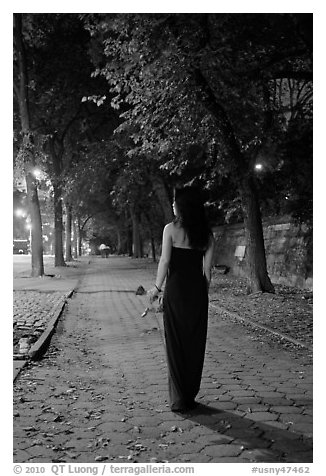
[212,217,313,290]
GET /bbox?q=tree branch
[60,105,83,145]
[192,67,243,165]
[13,81,20,101]
[165,14,243,170]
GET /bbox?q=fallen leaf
[65,451,79,459]
[132,426,141,433]
[95,455,109,462]
[52,445,65,452]
[32,439,43,446]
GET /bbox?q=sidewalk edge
[13,289,75,383]
[28,289,75,360]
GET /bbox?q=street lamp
[255,163,263,171]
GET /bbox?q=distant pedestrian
[148,186,215,412]
[99,243,107,258]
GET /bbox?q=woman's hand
[148,287,160,304]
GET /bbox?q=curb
[28,289,75,360]
[13,289,75,383]
[210,301,313,350]
[13,361,28,383]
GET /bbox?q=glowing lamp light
[32,168,42,179]
[15,209,25,217]
[255,163,263,171]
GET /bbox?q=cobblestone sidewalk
[13,258,313,369]
[13,291,68,356]
[13,257,313,464]
[13,259,87,373]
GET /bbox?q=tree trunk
[240,174,275,294]
[140,235,144,258]
[65,204,73,261]
[72,218,78,259]
[144,211,157,262]
[25,170,44,277]
[130,207,142,258]
[150,174,173,223]
[191,67,274,294]
[150,233,156,262]
[125,211,133,256]
[115,226,122,254]
[14,13,44,277]
[48,134,67,267]
[77,216,82,256]
[53,182,66,266]
[127,226,133,256]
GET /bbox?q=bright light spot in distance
[32,168,42,179]
[15,209,25,217]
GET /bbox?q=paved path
[13,257,313,463]
[13,258,87,378]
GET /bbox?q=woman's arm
[148,223,173,301]
[203,234,215,289]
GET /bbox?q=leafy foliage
[84,13,312,218]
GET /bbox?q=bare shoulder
[164,222,175,233]
[163,222,174,239]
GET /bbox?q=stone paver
[13,256,313,463]
[13,259,86,364]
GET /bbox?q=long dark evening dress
[163,246,208,411]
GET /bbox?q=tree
[64,203,73,261]
[84,13,312,293]
[13,13,44,277]
[72,134,169,258]
[18,14,116,266]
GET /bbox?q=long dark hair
[174,186,211,250]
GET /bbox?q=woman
[148,186,215,412]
